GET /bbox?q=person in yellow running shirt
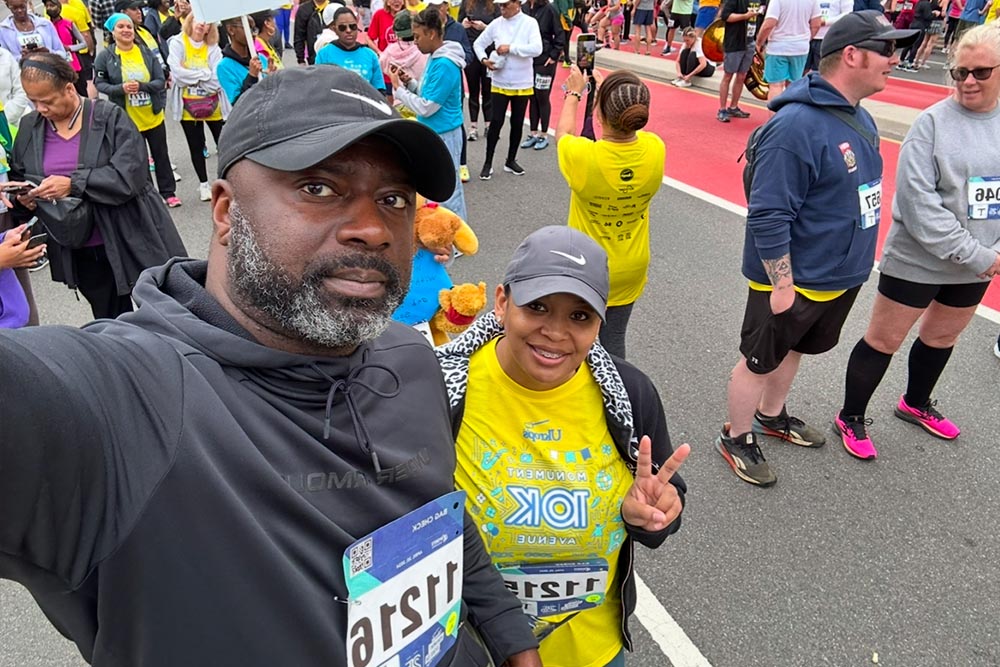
[95,13,181,207]
[436,225,688,667]
[556,67,664,359]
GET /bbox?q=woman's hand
[123,80,140,94]
[248,56,263,78]
[566,65,588,94]
[30,175,73,201]
[0,225,46,270]
[388,66,402,90]
[621,437,689,532]
[16,194,37,211]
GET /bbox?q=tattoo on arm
[762,254,792,288]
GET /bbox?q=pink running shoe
[893,395,960,440]
[833,412,877,460]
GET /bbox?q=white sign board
[189,0,280,24]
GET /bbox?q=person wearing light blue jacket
[315,7,386,92]
[0,0,68,62]
[216,16,268,105]
[391,8,467,221]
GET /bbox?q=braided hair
[595,70,650,133]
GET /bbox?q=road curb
[594,47,920,140]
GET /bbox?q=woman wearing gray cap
[436,225,688,667]
[834,23,1000,459]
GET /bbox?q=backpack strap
[821,106,880,150]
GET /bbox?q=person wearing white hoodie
[0,47,30,129]
[473,0,541,179]
[391,7,468,221]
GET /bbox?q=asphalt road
[2,41,1000,667]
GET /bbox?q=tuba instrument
[700,18,769,101]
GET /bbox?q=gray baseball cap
[216,67,456,202]
[503,226,610,320]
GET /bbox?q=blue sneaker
[533,137,549,150]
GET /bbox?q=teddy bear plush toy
[392,198,485,345]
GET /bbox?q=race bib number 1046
[968,176,1000,220]
[344,491,466,667]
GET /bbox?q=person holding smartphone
[0,222,45,329]
[555,67,664,359]
[0,0,70,61]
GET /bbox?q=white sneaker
[672,78,692,87]
[199,182,211,202]
[994,338,1000,360]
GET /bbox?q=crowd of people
[0,0,998,665]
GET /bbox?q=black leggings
[899,29,924,62]
[679,48,715,77]
[73,245,134,320]
[141,122,175,198]
[529,63,557,133]
[484,92,530,166]
[943,15,961,47]
[180,119,225,183]
[464,58,493,123]
[562,28,573,62]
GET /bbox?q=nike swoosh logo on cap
[549,250,586,265]
[331,88,393,116]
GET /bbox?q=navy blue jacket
[853,0,883,11]
[444,15,475,66]
[743,73,883,291]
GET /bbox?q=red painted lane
[545,66,1000,310]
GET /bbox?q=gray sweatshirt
[880,97,1000,284]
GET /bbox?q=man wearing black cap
[0,66,541,667]
[716,11,918,487]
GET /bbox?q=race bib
[534,73,553,91]
[499,559,609,619]
[858,178,881,230]
[819,1,831,20]
[17,32,42,49]
[343,491,465,667]
[967,176,1000,220]
[128,91,152,107]
[184,85,212,98]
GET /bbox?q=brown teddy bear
[392,198,485,345]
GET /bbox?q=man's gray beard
[226,201,406,350]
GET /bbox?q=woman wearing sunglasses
[315,7,387,93]
[834,23,1000,459]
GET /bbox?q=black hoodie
[0,259,536,666]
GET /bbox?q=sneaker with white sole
[752,407,826,447]
[199,182,211,202]
[995,335,1000,360]
[672,78,692,87]
[894,395,960,440]
[459,165,470,182]
[832,412,877,460]
[479,164,493,180]
[520,136,539,149]
[503,160,525,175]
[716,424,776,487]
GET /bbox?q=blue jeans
[437,126,468,223]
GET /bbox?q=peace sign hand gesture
[622,437,690,532]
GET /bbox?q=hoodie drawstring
[311,354,400,473]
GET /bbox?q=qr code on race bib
[349,538,374,577]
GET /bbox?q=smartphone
[576,33,597,73]
[1,180,38,194]
[26,232,47,249]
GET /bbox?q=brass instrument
[700,18,769,101]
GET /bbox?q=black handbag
[32,99,96,250]
[34,196,93,249]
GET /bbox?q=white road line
[634,574,713,667]
[660,174,1000,323]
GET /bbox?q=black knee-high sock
[904,337,953,408]
[842,337,894,418]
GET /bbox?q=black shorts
[669,12,693,28]
[877,273,991,309]
[739,286,862,375]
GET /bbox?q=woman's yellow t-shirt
[455,338,633,667]
[558,131,665,307]
[180,35,223,122]
[118,46,163,132]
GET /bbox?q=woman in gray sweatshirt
[833,23,1000,460]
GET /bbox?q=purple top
[43,124,102,246]
[0,231,30,329]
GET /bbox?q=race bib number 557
[344,491,466,667]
